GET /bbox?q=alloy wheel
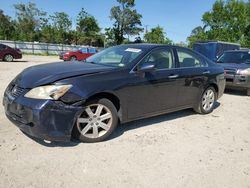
[77,104,113,139]
[5,54,13,62]
[202,89,215,111]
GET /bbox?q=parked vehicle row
[3,44,226,143]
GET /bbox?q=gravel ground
[0,55,250,188]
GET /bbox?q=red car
[59,47,97,61]
[0,44,22,62]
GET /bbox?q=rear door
[174,47,210,107]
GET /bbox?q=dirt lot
[0,55,250,188]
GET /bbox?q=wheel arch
[207,82,219,99]
[85,92,121,118]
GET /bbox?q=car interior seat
[182,58,195,67]
[155,57,170,69]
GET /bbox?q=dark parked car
[3,44,225,143]
[0,44,22,62]
[216,50,250,95]
[59,47,97,61]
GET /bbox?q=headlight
[24,85,72,100]
[237,68,250,76]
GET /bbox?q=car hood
[218,63,250,70]
[15,62,114,88]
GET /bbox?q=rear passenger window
[177,49,207,68]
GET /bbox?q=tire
[247,89,250,96]
[194,87,217,114]
[72,98,118,143]
[4,54,14,62]
[70,56,77,61]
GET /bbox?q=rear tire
[194,87,217,114]
[247,89,250,96]
[72,98,118,143]
[4,54,14,62]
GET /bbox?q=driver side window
[139,48,174,70]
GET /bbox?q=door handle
[168,74,179,79]
[202,70,210,74]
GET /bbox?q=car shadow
[21,131,80,147]
[0,60,28,63]
[12,60,28,63]
[22,102,220,147]
[224,88,247,96]
[109,102,221,141]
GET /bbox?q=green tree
[187,26,208,47]
[144,26,172,44]
[0,9,15,40]
[76,8,102,46]
[14,2,46,41]
[50,12,72,31]
[110,0,143,44]
[188,0,250,47]
[50,12,72,44]
[77,8,100,36]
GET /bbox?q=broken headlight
[24,85,72,100]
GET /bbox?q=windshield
[218,52,250,64]
[85,46,144,67]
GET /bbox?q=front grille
[224,69,237,75]
[7,84,27,99]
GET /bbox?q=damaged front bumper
[3,94,84,142]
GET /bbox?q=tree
[0,9,15,40]
[14,2,46,41]
[188,0,250,48]
[187,26,208,47]
[50,12,72,31]
[76,8,102,46]
[144,26,172,44]
[77,8,100,36]
[110,0,143,44]
[50,12,72,44]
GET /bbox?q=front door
[125,47,180,120]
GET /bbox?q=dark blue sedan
[3,44,225,143]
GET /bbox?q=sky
[0,0,216,43]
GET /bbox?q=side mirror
[138,64,156,73]
[213,57,218,62]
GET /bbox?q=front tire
[72,98,118,143]
[4,54,14,62]
[70,56,77,61]
[194,87,217,114]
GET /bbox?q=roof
[119,43,180,50]
[194,41,240,46]
[224,49,250,53]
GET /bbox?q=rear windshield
[218,52,250,64]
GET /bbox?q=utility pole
[144,25,149,33]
